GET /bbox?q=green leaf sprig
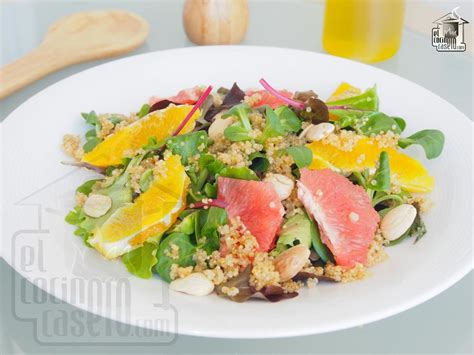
[398,129,445,159]
[223,103,253,142]
[122,242,158,279]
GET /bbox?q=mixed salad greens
[64,80,444,302]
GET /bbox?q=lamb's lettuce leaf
[166,131,209,165]
[327,86,379,111]
[223,103,253,142]
[398,129,445,159]
[358,112,403,135]
[258,106,301,143]
[285,146,313,169]
[369,151,391,192]
[219,167,259,181]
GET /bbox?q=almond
[305,122,335,142]
[83,193,112,218]
[169,273,214,296]
[273,245,310,282]
[264,173,294,200]
[208,111,233,140]
[381,204,417,241]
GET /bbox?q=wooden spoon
[0,10,149,99]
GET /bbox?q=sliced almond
[208,111,233,140]
[305,122,335,142]
[169,273,214,296]
[83,193,112,218]
[273,245,310,282]
[381,204,417,241]
[264,173,294,200]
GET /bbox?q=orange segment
[307,138,434,193]
[327,82,362,102]
[82,105,200,167]
[89,155,189,259]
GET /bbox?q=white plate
[1,46,472,339]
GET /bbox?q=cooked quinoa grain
[249,252,280,291]
[62,134,84,160]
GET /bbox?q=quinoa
[164,243,180,260]
[321,130,361,151]
[249,112,265,132]
[265,136,301,177]
[218,217,259,269]
[243,92,262,107]
[210,139,263,168]
[220,286,239,297]
[373,131,400,149]
[129,165,146,194]
[306,278,318,288]
[128,156,169,193]
[169,264,193,280]
[316,262,367,282]
[407,194,433,213]
[249,252,280,291]
[97,116,115,139]
[62,134,84,160]
[195,218,258,285]
[367,231,388,266]
[281,279,304,293]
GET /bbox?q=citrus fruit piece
[89,155,189,259]
[149,86,204,106]
[82,105,200,167]
[217,177,285,252]
[297,168,380,268]
[245,90,294,109]
[306,137,434,193]
[326,82,362,102]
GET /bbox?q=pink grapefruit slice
[297,169,380,267]
[245,90,294,109]
[217,177,285,252]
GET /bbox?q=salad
[63,80,444,302]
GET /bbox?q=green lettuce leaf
[122,242,158,279]
[369,151,391,191]
[398,129,445,159]
[195,207,227,254]
[153,233,196,282]
[219,167,259,181]
[285,146,313,169]
[166,131,209,165]
[327,86,379,111]
[358,112,402,135]
[223,103,253,142]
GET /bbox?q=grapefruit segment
[149,86,204,106]
[217,177,284,252]
[297,169,380,268]
[245,90,294,109]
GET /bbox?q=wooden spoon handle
[0,44,70,100]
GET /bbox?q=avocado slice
[273,214,312,255]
